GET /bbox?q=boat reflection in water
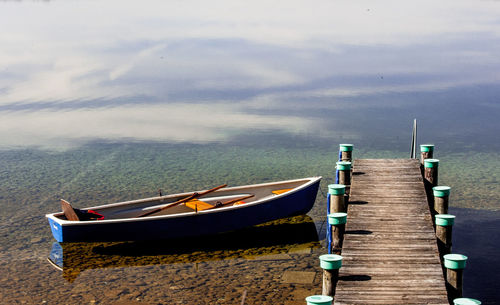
[48,215,320,282]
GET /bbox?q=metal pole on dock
[435,214,455,257]
[336,162,351,186]
[443,254,468,301]
[328,212,347,253]
[319,254,343,297]
[433,186,451,214]
[339,144,354,162]
[410,119,417,159]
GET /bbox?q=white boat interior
[51,178,318,221]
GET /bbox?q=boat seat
[61,199,80,221]
[272,188,292,195]
[185,199,214,211]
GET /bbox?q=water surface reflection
[48,215,320,282]
[0,1,499,149]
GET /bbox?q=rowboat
[46,177,321,242]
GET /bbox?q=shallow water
[1,0,499,304]
[0,144,498,304]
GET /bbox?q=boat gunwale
[45,176,321,226]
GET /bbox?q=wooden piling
[339,144,354,162]
[444,254,468,302]
[336,161,351,186]
[322,269,338,297]
[424,159,439,187]
[435,214,455,257]
[420,144,434,166]
[447,269,464,301]
[328,184,346,213]
[424,159,439,211]
[319,254,342,297]
[328,212,347,253]
[433,186,451,214]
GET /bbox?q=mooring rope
[318,183,329,199]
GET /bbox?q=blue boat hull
[48,178,320,242]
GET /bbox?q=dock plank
[334,159,448,305]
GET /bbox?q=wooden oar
[61,199,80,221]
[137,184,227,218]
[208,194,255,210]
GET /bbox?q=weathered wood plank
[338,286,447,291]
[344,227,435,233]
[338,279,447,286]
[334,158,448,305]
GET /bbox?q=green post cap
[305,295,333,305]
[453,298,481,305]
[319,254,343,270]
[443,254,468,270]
[339,144,354,152]
[433,186,451,197]
[328,184,346,195]
[424,159,439,168]
[336,161,351,171]
[420,144,435,152]
[328,212,348,225]
[435,214,456,226]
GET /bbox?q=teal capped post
[435,214,455,257]
[305,295,333,305]
[328,184,346,213]
[339,144,354,152]
[328,212,347,252]
[424,159,439,168]
[336,161,351,186]
[339,144,354,162]
[319,254,343,297]
[420,144,434,165]
[420,144,435,153]
[453,298,481,305]
[443,253,468,300]
[320,254,343,270]
[433,186,451,214]
[424,159,439,187]
[336,161,351,171]
[444,254,468,270]
[328,212,347,226]
[435,214,455,227]
[328,184,346,195]
[433,186,451,197]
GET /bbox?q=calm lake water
[1,1,499,304]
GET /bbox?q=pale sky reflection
[0,103,318,149]
[1,0,500,148]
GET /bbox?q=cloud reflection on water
[0,103,317,149]
[1,0,500,148]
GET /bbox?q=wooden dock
[334,159,449,305]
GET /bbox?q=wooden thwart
[334,159,448,305]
